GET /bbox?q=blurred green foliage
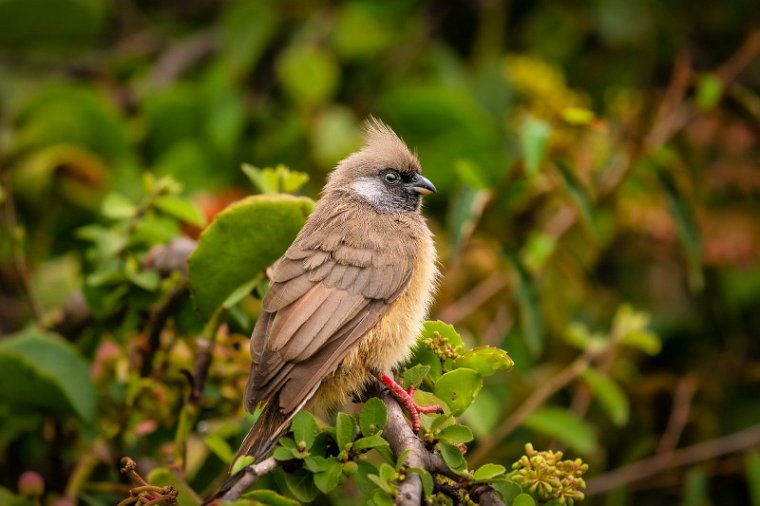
[1,0,759,505]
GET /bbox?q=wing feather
[244,211,418,419]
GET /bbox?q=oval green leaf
[336,412,356,450]
[0,328,97,422]
[581,369,630,427]
[512,493,537,506]
[188,194,314,317]
[473,463,506,482]
[523,407,598,455]
[437,442,466,472]
[360,397,387,436]
[292,410,318,449]
[453,347,514,377]
[434,368,482,415]
[437,424,474,444]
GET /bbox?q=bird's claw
[379,373,443,432]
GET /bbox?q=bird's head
[326,117,436,214]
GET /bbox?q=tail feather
[236,402,291,463]
[207,402,291,502]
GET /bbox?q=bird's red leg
[379,373,442,432]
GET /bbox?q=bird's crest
[360,116,420,172]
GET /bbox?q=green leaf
[379,462,397,483]
[0,328,97,422]
[277,45,339,106]
[273,446,295,461]
[155,196,206,227]
[360,397,388,436]
[203,434,235,464]
[222,276,260,308]
[410,345,442,382]
[241,489,299,506]
[453,347,514,377]
[564,322,606,352]
[0,0,109,48]
[230,455,256,475]
[313,459,343,493]
[353,434,389,451]
[473,463,506,482]
[454,158,491,190]
[372,490,395,506]
[303,455,329,473]
[682,466,708,506]
[461,388,501,437]
[490,480,522,504]
[281,469,319,502]
[402,364,430,389]
[524,407,598,455]
[434,368,482,415]
[407,467,434,496]
[292,410,318,449]
[507,252,544,356]
[437,424,474,444]
[512,493,537,506]
[421,320,464,350]
[336,412,356,450]
[188,194,314,317]
[553,161,597,237]
[745,451,760,506]
[561,107,595,125]
[242,164,310,195]
[655,162,703,291]
[437,442,466,472]
[101,193,135,219]
[695,73,723,111]
[520,115,551,176]
[332,3,393,60]
[520,231,557,274]
[126,268,160,291]
[614,304,661,355]
[581,369,630,426]
[218,1,279,80]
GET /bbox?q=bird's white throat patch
[350,176,386,206]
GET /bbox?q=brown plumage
[223,118,438,490]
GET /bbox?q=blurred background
[1,0,759,504]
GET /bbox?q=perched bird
[227,118,440,479]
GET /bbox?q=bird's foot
[379,373,443,432]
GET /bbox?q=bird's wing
[244,224,416,414]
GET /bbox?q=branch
[380,391,439,504]
[586,424,760,495]
[219,457,277,502]
[380,391,504,505]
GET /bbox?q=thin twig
[0,176,43,322]
[586,424,760,495]
[220,457,277,502]
[714,29,760,84]
[656,376,697,454]
[437,272,509,326]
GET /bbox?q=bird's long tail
[208,400,291,501]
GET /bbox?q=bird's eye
[384,171,399,183]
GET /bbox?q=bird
[220,118,440,492]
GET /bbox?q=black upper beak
[411,174,436,195]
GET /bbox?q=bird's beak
[411,174,436,195]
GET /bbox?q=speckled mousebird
[229,118,439,479]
